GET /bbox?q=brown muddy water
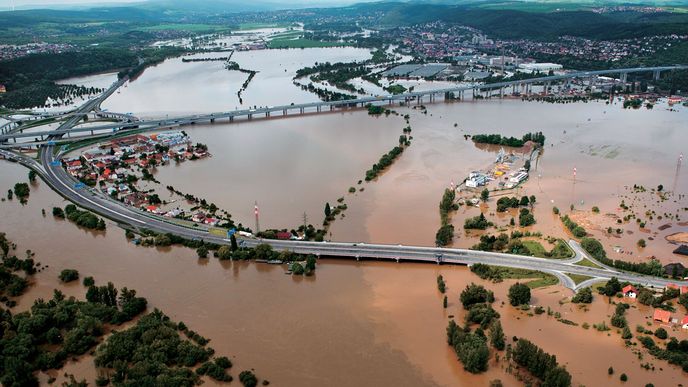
[144,98,688,263]
[2,156,688,386]
[100,47,372,118]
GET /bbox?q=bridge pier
[210,118,215,123]
[499,87,504,98]
[619,73,627,83]
[316,105,321,113]
[653,70,661,81]
[229,116,234,122]
[248,114,252,120]
[330,105,335,111]
[283,109,287,115]
[300,107,304,114]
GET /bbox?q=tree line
[580,237,664,276]
[471,132,546,148]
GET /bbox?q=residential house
[622,285,637,298]
[653,309,672,324]
[682,316,688,330]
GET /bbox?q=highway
[1,64,686,145]
[3,144,684,291]
[2,64,688,291]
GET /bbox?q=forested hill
[344,2,688,40]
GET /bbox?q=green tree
[460,283,495,309]
[508,283,531,306]
[325,202,331,218]
[481,189,489,202]
[239,370,258,387]
[230,234,238,251]
[83,276,95,287]
[305,255,317,272]
[621,326,633,340]
[489,320,505,350]
[654,327,668,339]
[291,262,305,275]
[196,245,209,259]
[52,207,65,218]
[59,269,79,283]
[572,287,593,303]
[253,244,273,260]
[217,246,232,260]
[28,170,37,182]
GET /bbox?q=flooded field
[100,47,372,118]
[2,158,686,386]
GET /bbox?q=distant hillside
[342,2,688,40]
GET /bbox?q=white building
[518,63,563,73]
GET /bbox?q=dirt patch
[666,232,688,244]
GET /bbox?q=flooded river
[142,96,688,263]
[4,46,688,385]
[101,47,372,118]
[2,158,687,386]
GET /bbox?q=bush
[239,370,258,387]
[654,327,668,340]
[83,276,95,287]
[572,287,593,303]
[620,373,627,382]
[508,283,531,306]
[52,207,65,218]
[196,245,209,258]
[460,283,495,309]
[464,213,491,230]
[59,269,79,283]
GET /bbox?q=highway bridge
[1,64,687,292]
[1,65,686,146]
[3,142,685,291]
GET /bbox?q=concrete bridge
[1,65,685,147]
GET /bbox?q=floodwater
[142,96,687,262]
[1,154,687,386]
[100,47,372,118]
[4,45,688,385]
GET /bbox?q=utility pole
[673,153,683,193]
[254,201,260,234]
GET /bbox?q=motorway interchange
[2,66,688,291]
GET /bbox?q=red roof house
[276,231,292,240]
[653,309,672,323]
[622,285,638,298]
[681,286,688,295]
[682,316,688,329]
